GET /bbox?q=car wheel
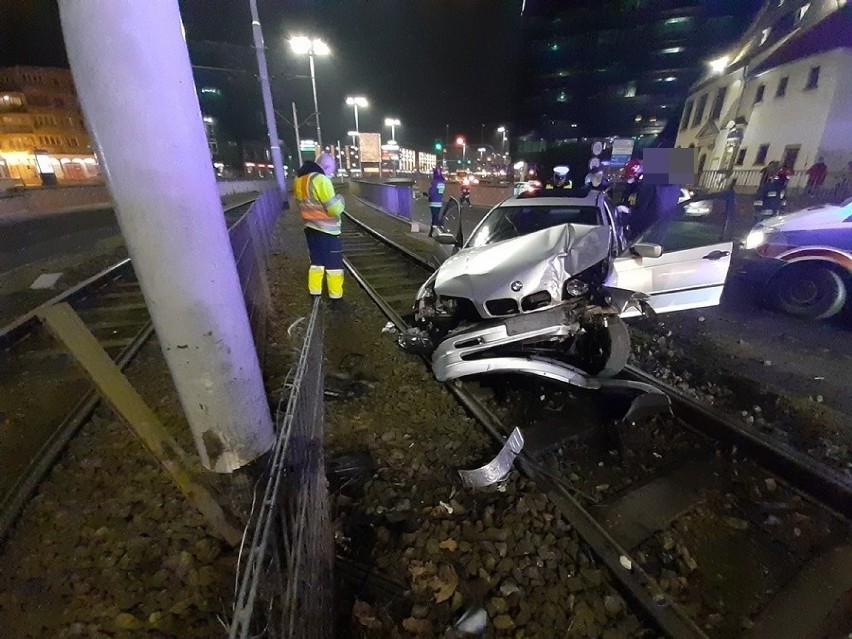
[578,316,631,378]
[768,264,847,320]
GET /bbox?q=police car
[743,199,852,319]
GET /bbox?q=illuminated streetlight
[497,126,508,154]
[289,36,330,146]
[708,55,729,75]
[384,117,401,142]
[456,136,466,165]
[346,97,368,174]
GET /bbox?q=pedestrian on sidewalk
[428,166,446,236]
[293,152,346,299]
[805,157,828,197]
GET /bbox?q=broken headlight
[563,279,589,298]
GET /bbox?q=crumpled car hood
[434,224,611,314]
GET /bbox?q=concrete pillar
[59,0,275,472]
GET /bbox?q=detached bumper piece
[458,427,525,488]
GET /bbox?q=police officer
[545,165,572,189]
[293,152,346,299]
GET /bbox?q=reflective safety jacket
[294,166,345,235]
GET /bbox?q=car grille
[521,290,552,311]
[485,298,519,316]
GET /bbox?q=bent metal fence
[229,298,333,639]
[229,188,282,362]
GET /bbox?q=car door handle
[702,250,730,260]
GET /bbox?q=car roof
[498,191,603,208]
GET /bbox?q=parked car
[742,199,852,319]
[679,188,713,217]
[404,188,734,381]
[512,180,541,196]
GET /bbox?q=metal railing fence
[228,188,283,362]
[229,298,333,639]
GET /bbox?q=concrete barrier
[0,179,276,219]
[349,180,412,220]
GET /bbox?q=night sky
[1,0,522,151]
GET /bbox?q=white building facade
[675,0,851,190]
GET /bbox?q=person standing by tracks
[293,152,346,300]
[428,166,446,236]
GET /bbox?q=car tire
[767,264,847,320]
[578,316,631,378]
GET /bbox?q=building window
[680,100,693,131]
[710,87,727,120]
[691,93,708,127]
[754,84,766,104]
[754,144,770,165]
[805,66,820,90]
[760,28,771,45]
[775,76,788,98]
[797,3,810,22]
[735,148,747,166]
[782,144,800,169]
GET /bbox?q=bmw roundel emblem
[511,280,523,292]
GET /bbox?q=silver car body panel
[433,223,612,318]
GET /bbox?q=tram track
[341,209,852,639]
[0,196,257,540]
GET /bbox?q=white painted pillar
[59,0,275,472]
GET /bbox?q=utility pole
[292,102,303,166]
[248,0,286,193]
[59,0,274,472]
[308,52,322,146]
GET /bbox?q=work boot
[326,269,344,300]
[308,265,324,296]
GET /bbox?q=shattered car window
[468,206,602,248]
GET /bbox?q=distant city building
[514,0,764,152]
[0,66,100,186]
[676,0,851,181]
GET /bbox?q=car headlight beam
[744,229,766,250]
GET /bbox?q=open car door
[611,202,733,316]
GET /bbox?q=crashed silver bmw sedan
[405,189,734,382]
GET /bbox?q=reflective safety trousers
[294,172,345,235]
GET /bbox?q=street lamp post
[346,96,367,175]
[384,117,400,142]
[384,117,400,176]
[289,36,330,147]
[456,136,466,167]
[497,126,508,154]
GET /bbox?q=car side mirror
[434,232,458,246]
[631,242,663,259]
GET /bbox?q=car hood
[758,202,851,232]
[434,224,611,311]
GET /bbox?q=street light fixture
[384,117,401,142]
[346,96,368,174]
[497,126,508,154]
[456,136,466,165]
[289,36,330,146]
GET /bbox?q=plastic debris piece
[438,500,454,515]
[453,606,488,635]
[381,321,396,333]
[619,555,633,571]
[30,272,63,289]
[458,427,524,488]
[622,392,672,425]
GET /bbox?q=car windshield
[467,205,602,248]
